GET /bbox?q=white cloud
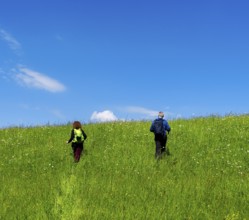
[122,106,179,120]
[0,29,22,53]
[124,106,158,117]
[14,67,66,92]
[90,110,118,122]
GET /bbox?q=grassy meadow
[0,115,248,219]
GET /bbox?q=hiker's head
[158,111,164,118]
[73,121,82,129]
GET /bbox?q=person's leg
[74,148,81,162]
[72,143,76,157]
[155,140,162,159]
[75,143,83,162]
[162,136,170,155]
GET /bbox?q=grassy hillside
[0,116,248,219]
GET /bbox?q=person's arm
[67,129,74,143]
[150,121,155,132]
[163,120,171,133]
[81,129,87,140]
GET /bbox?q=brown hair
[73,121,82,129]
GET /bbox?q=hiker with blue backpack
[150,112,171,159]
[66,121,87,162]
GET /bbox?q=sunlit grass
[0,116,248,219]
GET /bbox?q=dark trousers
[155,135,168,159]
[72,142,84,162]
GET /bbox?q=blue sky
[0,0,249,127]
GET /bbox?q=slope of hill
[0,116,248,219]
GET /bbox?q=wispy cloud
[0,29,66,92]
[124,106,158,117]
[50,109,66,119]
[19,103,41,111]
[0,28,22,54]
[0,68,8,80]
[90,110,118,122]
[14,67,66,92]
[122,106,180,120]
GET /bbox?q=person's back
[151,117,166,139]
[73,128,84,143]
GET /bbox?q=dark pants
[72,142,84,162]
[155,134,169,159]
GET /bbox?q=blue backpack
[153,119,164,136]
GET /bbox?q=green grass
[0,116,248,219]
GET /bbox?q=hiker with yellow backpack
[66,121,87,162]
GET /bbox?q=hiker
[150,112,171,159]
[66,121,87,162]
